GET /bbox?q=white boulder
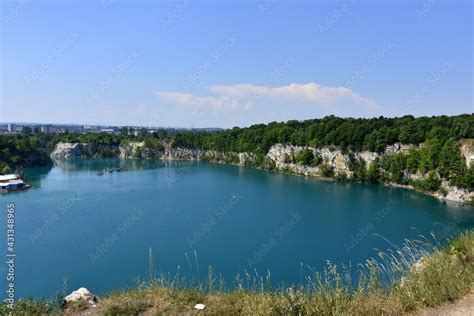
[194,303,205,310]
[64,287,97,305]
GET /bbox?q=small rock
[64,287,98,305]
[194,303,205,310]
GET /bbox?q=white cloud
[154,82,377,112]
[154,91,253,110]
[209,82,377,109]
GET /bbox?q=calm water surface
[1,159,473,299]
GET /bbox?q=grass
[2,230,473,315]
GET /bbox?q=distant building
[7,123,15,133]
[100,129,115,134]
[0,174,25,192]
[41,125,51,133]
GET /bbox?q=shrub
[312,153,323,166]
[336,171,348,182]
[320,162,334,177]
[450,166,474,190]
[224,152,240,164]
[366,161,381,183]
[413,171,441,192]
[295,148,315,166]
[262,157,276,170]
[143,138,164,151]
[0,298,51,315]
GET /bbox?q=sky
[0,0,473,128]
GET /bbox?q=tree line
[1,114,472,194]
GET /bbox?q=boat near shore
[0,174,31,193]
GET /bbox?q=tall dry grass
[3,230,473,315]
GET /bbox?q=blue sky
[1,0,472,128]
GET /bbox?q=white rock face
[119,141,145,158]
[284,163,321,177]
[265,143,473,204]
[51,143,95,159]
[237,152,255,166]
[119,142,202,160]
[355,151,379,167]
[267,144,302,163]
[64,287,97,305]
[440,181,473,204]
[119,142,253,164]
[384,142,412,154]
[460,139,474,167]
[317,147,350,173]
[403,170,422,181]
[267,144,351,174]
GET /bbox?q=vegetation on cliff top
[170,114,473,153]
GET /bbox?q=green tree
[366,160,381,183]
[413,171,441,192]
[438,139,465,180]
[120,127,129,136]
[295,148,315,166]
[406,146,420,174]
[21,126,33,136]
[320,162,334,177]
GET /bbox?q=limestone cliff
[50,141,473,204]
[460,139,474,167]
[50,143,96,159]
[264,142,471,204]
[51,142,119,159]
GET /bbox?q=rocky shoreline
[50,140,474,205]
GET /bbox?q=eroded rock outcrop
[119,141,146,158]
[264,143,472,204]
[267,144,301,163]
[440,181,473,204]
[355,151,379,167]
[64,287,97,305]
[460,139,474,167]
[385,142,412,154]
[266,144,351,177]
[51,143,96,159]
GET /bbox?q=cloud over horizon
[155,82,377,112]
[154,91,253,111]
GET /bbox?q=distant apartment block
[7,123,16,133]
[41,125,51,133]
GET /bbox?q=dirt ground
[418,290,474,316]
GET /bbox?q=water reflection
[18,165,53,190]
[52,158,196,173]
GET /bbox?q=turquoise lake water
[0,158,473,299]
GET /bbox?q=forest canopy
[168,114,473,153]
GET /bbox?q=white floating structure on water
[0,174,27,192]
